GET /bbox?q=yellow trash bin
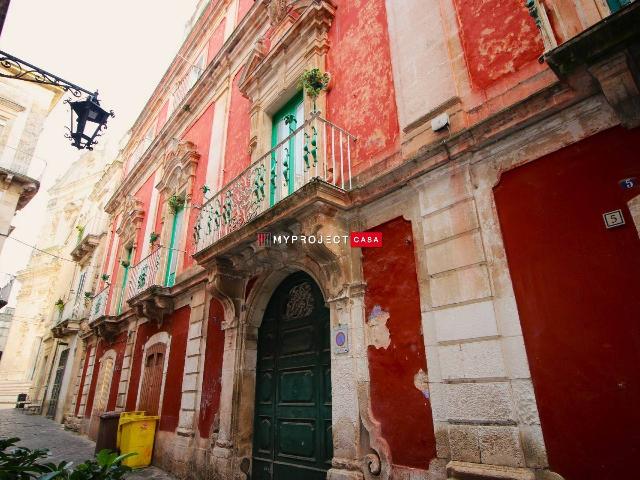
[116,411,146,450]
[118,415,159,468]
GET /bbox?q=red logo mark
[350,232,383,248]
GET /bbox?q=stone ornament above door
[155,139,200,196]
[115,195,145,243]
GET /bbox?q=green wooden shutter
[607,0,632,13]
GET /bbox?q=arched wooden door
[138,343,166,416]
[252,272,332,480]
[88,355,114,440]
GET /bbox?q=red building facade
[67,1,640,479]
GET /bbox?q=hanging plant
[54,299,65,311]
[75,225,85,242]
[101,273,110,282]
[84,291,94,299]
[149,232,159,245]
[168,193,186,214]
[300,68,331,112]
[121,259,130,268]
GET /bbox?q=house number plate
[603,209,625,229]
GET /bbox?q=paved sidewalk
[0,409,175,479]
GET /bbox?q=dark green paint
[252,272,332,480]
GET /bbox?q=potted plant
[168,193,186,214]
[101,273,110,282]
[149,232,159,246]
[84,291,94,299]
[121,259,130,268]
[75,225,85,243]
[300,68,331,112]
[54,299,65,312]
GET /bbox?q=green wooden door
[252,272,332,480]
[165,206,184,287]
[270,92,304,206]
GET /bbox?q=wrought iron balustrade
[194,113,356,253]
[89,285,109,322]
[125,247,163,302]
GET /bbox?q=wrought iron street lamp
[0,50,114,150]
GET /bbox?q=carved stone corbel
[130,286,174,327]
[357,383,392,480]
[206,259,249,329]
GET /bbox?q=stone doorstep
[446,461,535,480]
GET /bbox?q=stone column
[327,290,366,480]
[177,284,208,436]
[116,319,138,410]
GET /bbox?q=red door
[138,343,166,416]
[494,126,640,479]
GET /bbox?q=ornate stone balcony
[193,112,356,256]
[69,232,102,263]
[51,299,84,338]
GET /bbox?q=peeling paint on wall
[413,368,430,400]
[366,305,391,349]
[362,217,437,469]
[453,0,544,90]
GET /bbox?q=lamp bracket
[0,50,95,98]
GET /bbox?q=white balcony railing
[171,63,204,113]
[89,286,109,322]
[125,247,163,302]
[194,113,356,254]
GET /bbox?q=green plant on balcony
[101,273,110,282]
[120,259,130,268]
[168,193,186,214]
[149,231,159,246]
[54,299,65,312]
[75,225,85,243]
[300,68,331,112]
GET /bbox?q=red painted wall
[326,0,400,173]
[125,306,190,432]
[182,103,215,267]
[222,70,251,185]
[237,0,253,22]
[198,298,225,438]
[453,0,543,90]
[75,344,92,415]
[207,19,226,63]
[134,174,155,263]
[494,127,640,480]
[157,101,169,132]
[361,217,437,469]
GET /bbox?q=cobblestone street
[0,409,175,479]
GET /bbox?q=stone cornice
[0,166,40,210]
[0,95,25,112]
